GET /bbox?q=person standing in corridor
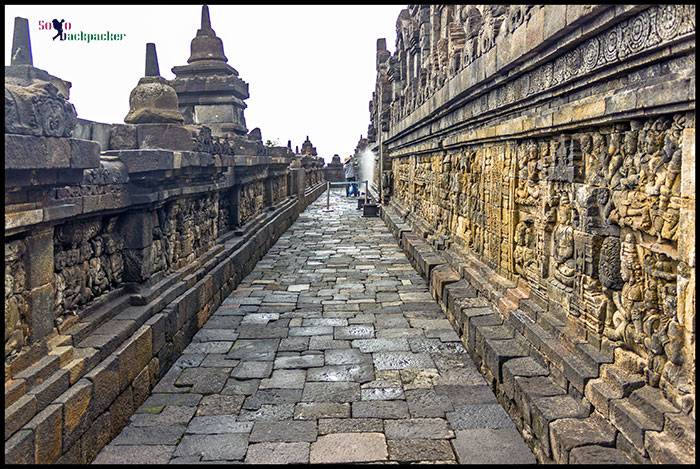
[344,156,358,197]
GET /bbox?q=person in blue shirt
[344,157,359,197]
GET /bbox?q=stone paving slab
[96,192,533,464]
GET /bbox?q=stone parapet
[4,10,325,461]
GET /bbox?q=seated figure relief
[551,193,576,289]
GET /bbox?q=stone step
[602,366,645,398]
[529,392,591,458]
[513,374,568,428]
[4,379,26,409]
[501,356,548,401]
[574,342,613,373]
[627,386,680,430]
[549,413,618,463]
[518,297,546,322]
[537,311,566,337]
[48,345,74,367]
[12,354,59,389]
[645,411,696,463]
[558,348,599,394]
[129,266,182,306]
[645,427,696,464]
[609,396,664,455]
[63,293,132,345]
[585,377,623,419]
[482,337,528,384]
[568,445,633,464]
[664,412,695,448]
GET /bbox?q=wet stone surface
[95,192,533,464]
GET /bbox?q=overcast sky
[5,4,402,161]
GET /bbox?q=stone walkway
[95,191,535,464]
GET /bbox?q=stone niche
[373,3,695,464]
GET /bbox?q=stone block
[131,366,151,409]
[55,378,93,449]
[5,394,37,440]
[136,123,194,151]
[452,428,535,464]
[23,403,61,463]
[5,378,27,408]
[549,414,617,463]
[644,413,695,464]
[28,368,70,410]
[4,429,34,464]
[627,386,679,430]
[109,124,138,150]
[121,211,155,251]
[310,433,387,463]
[502,357,548,400]
[584,378,622,418]
[85,354,120,417]
[80,410,112,463]
[115,326,153,389]
[569,445,632,464]
[144,313,166,355]
[429,264,460,301]
[250,420,317,443]
[5,134,69,169]
[530,394,589,457]
[609,398,661,454]
[387,438,455,462]
[542,5,567,42]
[384,418,454,440]
[29,283,55,342]
[484,339,527,383]
[108,386,134,440]
[69,138,101,168]
[25,228,54,287]
[94,443,174,464]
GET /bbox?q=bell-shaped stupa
[125,43,184,124]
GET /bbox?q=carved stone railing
[370,3,695,465]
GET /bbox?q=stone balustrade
[4,7,326,463]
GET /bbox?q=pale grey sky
[4,4,402,161]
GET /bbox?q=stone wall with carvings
[155,193,220,273]
[4,239,29,359]
[53,216,125,322]
[239,180,265,225]
[371,4,695,464]
[271,174,288,205]
[4,10,327,463]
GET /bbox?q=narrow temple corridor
[94,190,534,464]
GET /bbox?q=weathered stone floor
[95,191,535,464]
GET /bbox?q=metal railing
[322,180,369,211]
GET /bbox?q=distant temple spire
[11,17,33,66]
[145,43,160,77]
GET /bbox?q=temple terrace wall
[4,9,327,463]
[369,4,695,464]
